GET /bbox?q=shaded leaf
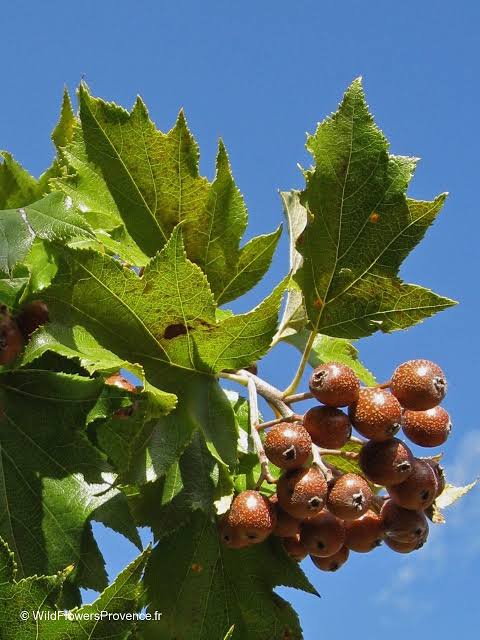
[140,511,316,640]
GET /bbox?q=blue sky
[1,1,479,637]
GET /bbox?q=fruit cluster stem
[311,443,333,482]
[247,377,278,488]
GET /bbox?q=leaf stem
[247,377,277,488]
[317,448,359,460]
[282,329,316,397]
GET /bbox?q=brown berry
[327,473,373,520]
[385,536,426,553]
[349,388,402,441]
[106,373,138,418]
[16,300,49,337]
[225,490,277,545]
[381,499,429,543]
[425,459,446,497]
[310,545,349,571]
[282,535,307,562]
[402,407,451,447]
[264,422,312,470]
[303,406,352,448]
[309,362,360,407]
[277,467,328,519]
[300,510,346,557]
[391,359,447,410]
[271,498,301,538]
[218,516,249,549]
[345,509,384,552]
[387,459,438,510]
[359,438,414,486]
[0,307,23,365]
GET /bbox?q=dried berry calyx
[309,362,360,407]
[303,406,352,449]
[387,459,438,511]
[310,545,349,571]
[327,473,373,520]
[402,407,452,447]
[300,510,346,557]
[344,509,384,553]
[0,306,24,366]
[349,387,402,441]
[223,490,277,546]
[264,422,312,470]
[390,359,447,410]
[277,467,328,520]
[359,438,414,486]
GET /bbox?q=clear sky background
[1,1,479,638]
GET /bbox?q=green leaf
[52,88,76,151]
[0,153,46,209]
[0,369,137,580]
[57,84,280,300]
[294,78,455,339]
[140,511,317,640]
[28,227,284,470]
[128,431,223,539]
[284,330,376,386]
[0,192,95,276]
[0,537,149,640]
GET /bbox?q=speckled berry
[349,388,402,441]
[277,467,328,520]
[0,307,23,366]
[387,459,438,511]
[402,407,451,447]
[218,516,249,549]
[391,360,447,410]
[310,545,349,571]
[309,362,360,407]
[381,499,429,544]
[303,406,352,449]
[264,422,312,470]
[16,300,49,338]
[359,438,414,487]
[282,534,308,562]
[327,473,373,520]
[385,536,426,554]
[344,509,384,552]
[225,490,277,545]
[300,510,346,557]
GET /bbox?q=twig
[247,377,277,488]
[238,369,294,418]
[256,414,302,431]
[283,391,314,404]
[317,448,359,460]
[375,380,391,390]
[311,443,333,483]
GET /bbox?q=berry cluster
[0,301,49,365]
[220,360,450,573]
